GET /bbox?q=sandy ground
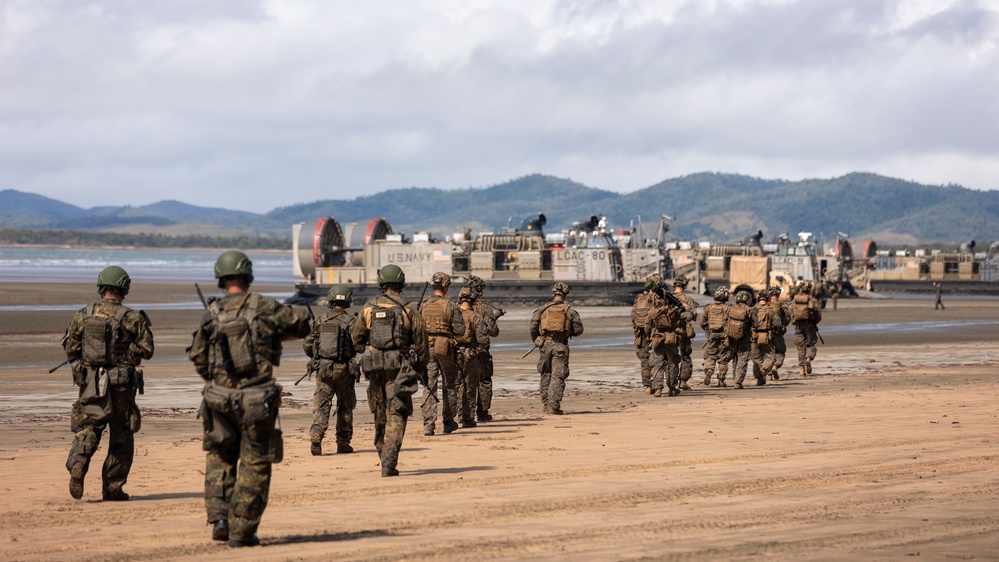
[1,283,998,561]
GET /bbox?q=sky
[1,0,997,214]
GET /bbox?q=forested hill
[2,172,998,245]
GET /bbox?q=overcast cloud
[1,0,997,213]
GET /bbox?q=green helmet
[377,264,406,288]
[327,284,352,307]
[644,275,661,292]
[735,291,750,304]
[673,274,689,287]
[552,282,570,296]
[97,265,131,296]
[214,250,254,287]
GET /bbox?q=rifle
[660,288,685,309]
[195,283,236,378]
[520,345,538,359]
[49,357,76,374]
[294,369,312,386]
[304,300,316,320]
[479,299,507,318]
[816,327,825,345]
[417,281,430,308]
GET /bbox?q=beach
[1,282,998,560]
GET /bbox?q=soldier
[812,279,828,309]
[749,288,783,386]
[632,275,664,394]
[700,287,731,387]
[727,291,754,389]
[530,282,584,414]
[189,250,311,547]
[791,281,823,376]
[644,292,682,396]
[418,272,465,436]
[768,287,791,380]
[455,287,491,428]
[670,274,698,390]
[350,264,429,476]
[829,281,843,311]
[934,282,945,310]
[466,275,504,422]
[63,266,154,502]
[303,285,357,456]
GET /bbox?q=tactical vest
[792,293,812,322]
[315,312,353,363]
[651,305,680,332]
[705,303,727,332]
[631,292,655,329]
[367,297,411,350]
[725,304,749,340]
[540,302,571,336]
[210,293,260,377]
[420,296,453,337]
[455,309,477,347]
[82,304,130,368]
[755,304,773,332]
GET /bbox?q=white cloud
[0,0,997,212]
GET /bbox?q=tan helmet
[673,274,688,287]
[551,282,570,296]
[457,286,475,303]
[713,287,729,302]
[431,271,451,289]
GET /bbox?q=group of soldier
[60,252,584,548]
[632,274,824,393]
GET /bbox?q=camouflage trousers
[701,334,732,383]
[458,348,484,423]
[649,342,680,392]
[773,332,788,372]
[634,333,653,388]
[422,348,459,431]
[750,339,777,381]
[476,350,494,418]
[66,386,135,497]
[794,322,819,366]
[312,364,356,447]
[367,370,408,474]
[537,339,571,410]
[678,334,693,382]
[201,381,281,542]
[729,338,752,384]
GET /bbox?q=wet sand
[1,283,998,560]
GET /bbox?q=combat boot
[679,381,691,391]
[211,520,229,541]
[69,461,85,500]
[734,382,744,389]
[461,420,477,428]
[703,374,712,386]
[102,488,129,501]
[805,359,812,375]
[228,536,260,548]
[311,441,322,456]
[717,380,727,388]
[549,408,564,415]
[667,387,680,397]
[800,365,807,377]
[771,368,780,380]
[653,388,662,397]
[644,387,652,395]
[381,468,400,477]
[336,443,353,454]
[543,405,554,414]
[423,426,435,436]
[443,421,458,434]
[477,412,493,422]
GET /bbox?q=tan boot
[653,388,662,397]
[703,374,712,386]
[805,359,812,375]
[800,365,807,377]
[679,381,691,391]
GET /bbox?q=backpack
[420,296,453,337]
[316,312,353,362]
[651,305,680,332]
[705,303,727,332]
[792,293,812,322]
[755,304,773,332]
[210,293,260,376]
[631,292,654,329]
[540,302,571,336]
[368,297,411,350]
[725,304,748,340]
[82,304,130,367]
[455,309,477,347]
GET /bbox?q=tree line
[0,228,292,250]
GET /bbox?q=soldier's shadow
[132,492,203,501]
[265,529,393,546]
[406,465,494,476]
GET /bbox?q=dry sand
[1,283,998,561]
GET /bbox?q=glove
[533,336,544,347]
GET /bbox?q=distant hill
[3,173,998,245]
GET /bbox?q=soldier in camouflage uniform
[350,264,429,476]
[727,291,754,389]
[418,272,465,435]
[303,285,357,456]
[465,275,504,422]
[700,287,731,387]
[455,287,491,428]
[63,266,154,502]
[749,288,783,386]
[671,274,698,390]
[530,282,584,414]
[189,251,311,547]
[792,281,823,375]
[644,292,682,396]
[768,288,791,380]
[632,275,664,394]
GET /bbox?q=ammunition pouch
[199,381,282,460]
[360,349,403,373]
[128,390,142,433]
[431,335,452,357]
[77,368,113,424]
[685,323,695,339]
[755,330,771,346]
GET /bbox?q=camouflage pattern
[471,298,501,420]
[770,296,792,377]
[749,299,783,384]
[643,305,680,394]
[672,290,698,384]
[793,294,823,372]
[419,295,465,433]
[188,289,310,541]
[700,301,731,385]
[457,307,491,424]
[303,308,357,448]
[63,297,153,499]
[632,289,664,389]
[726,302,753,385]
[351,289,429,475]
[530,299,584,411]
